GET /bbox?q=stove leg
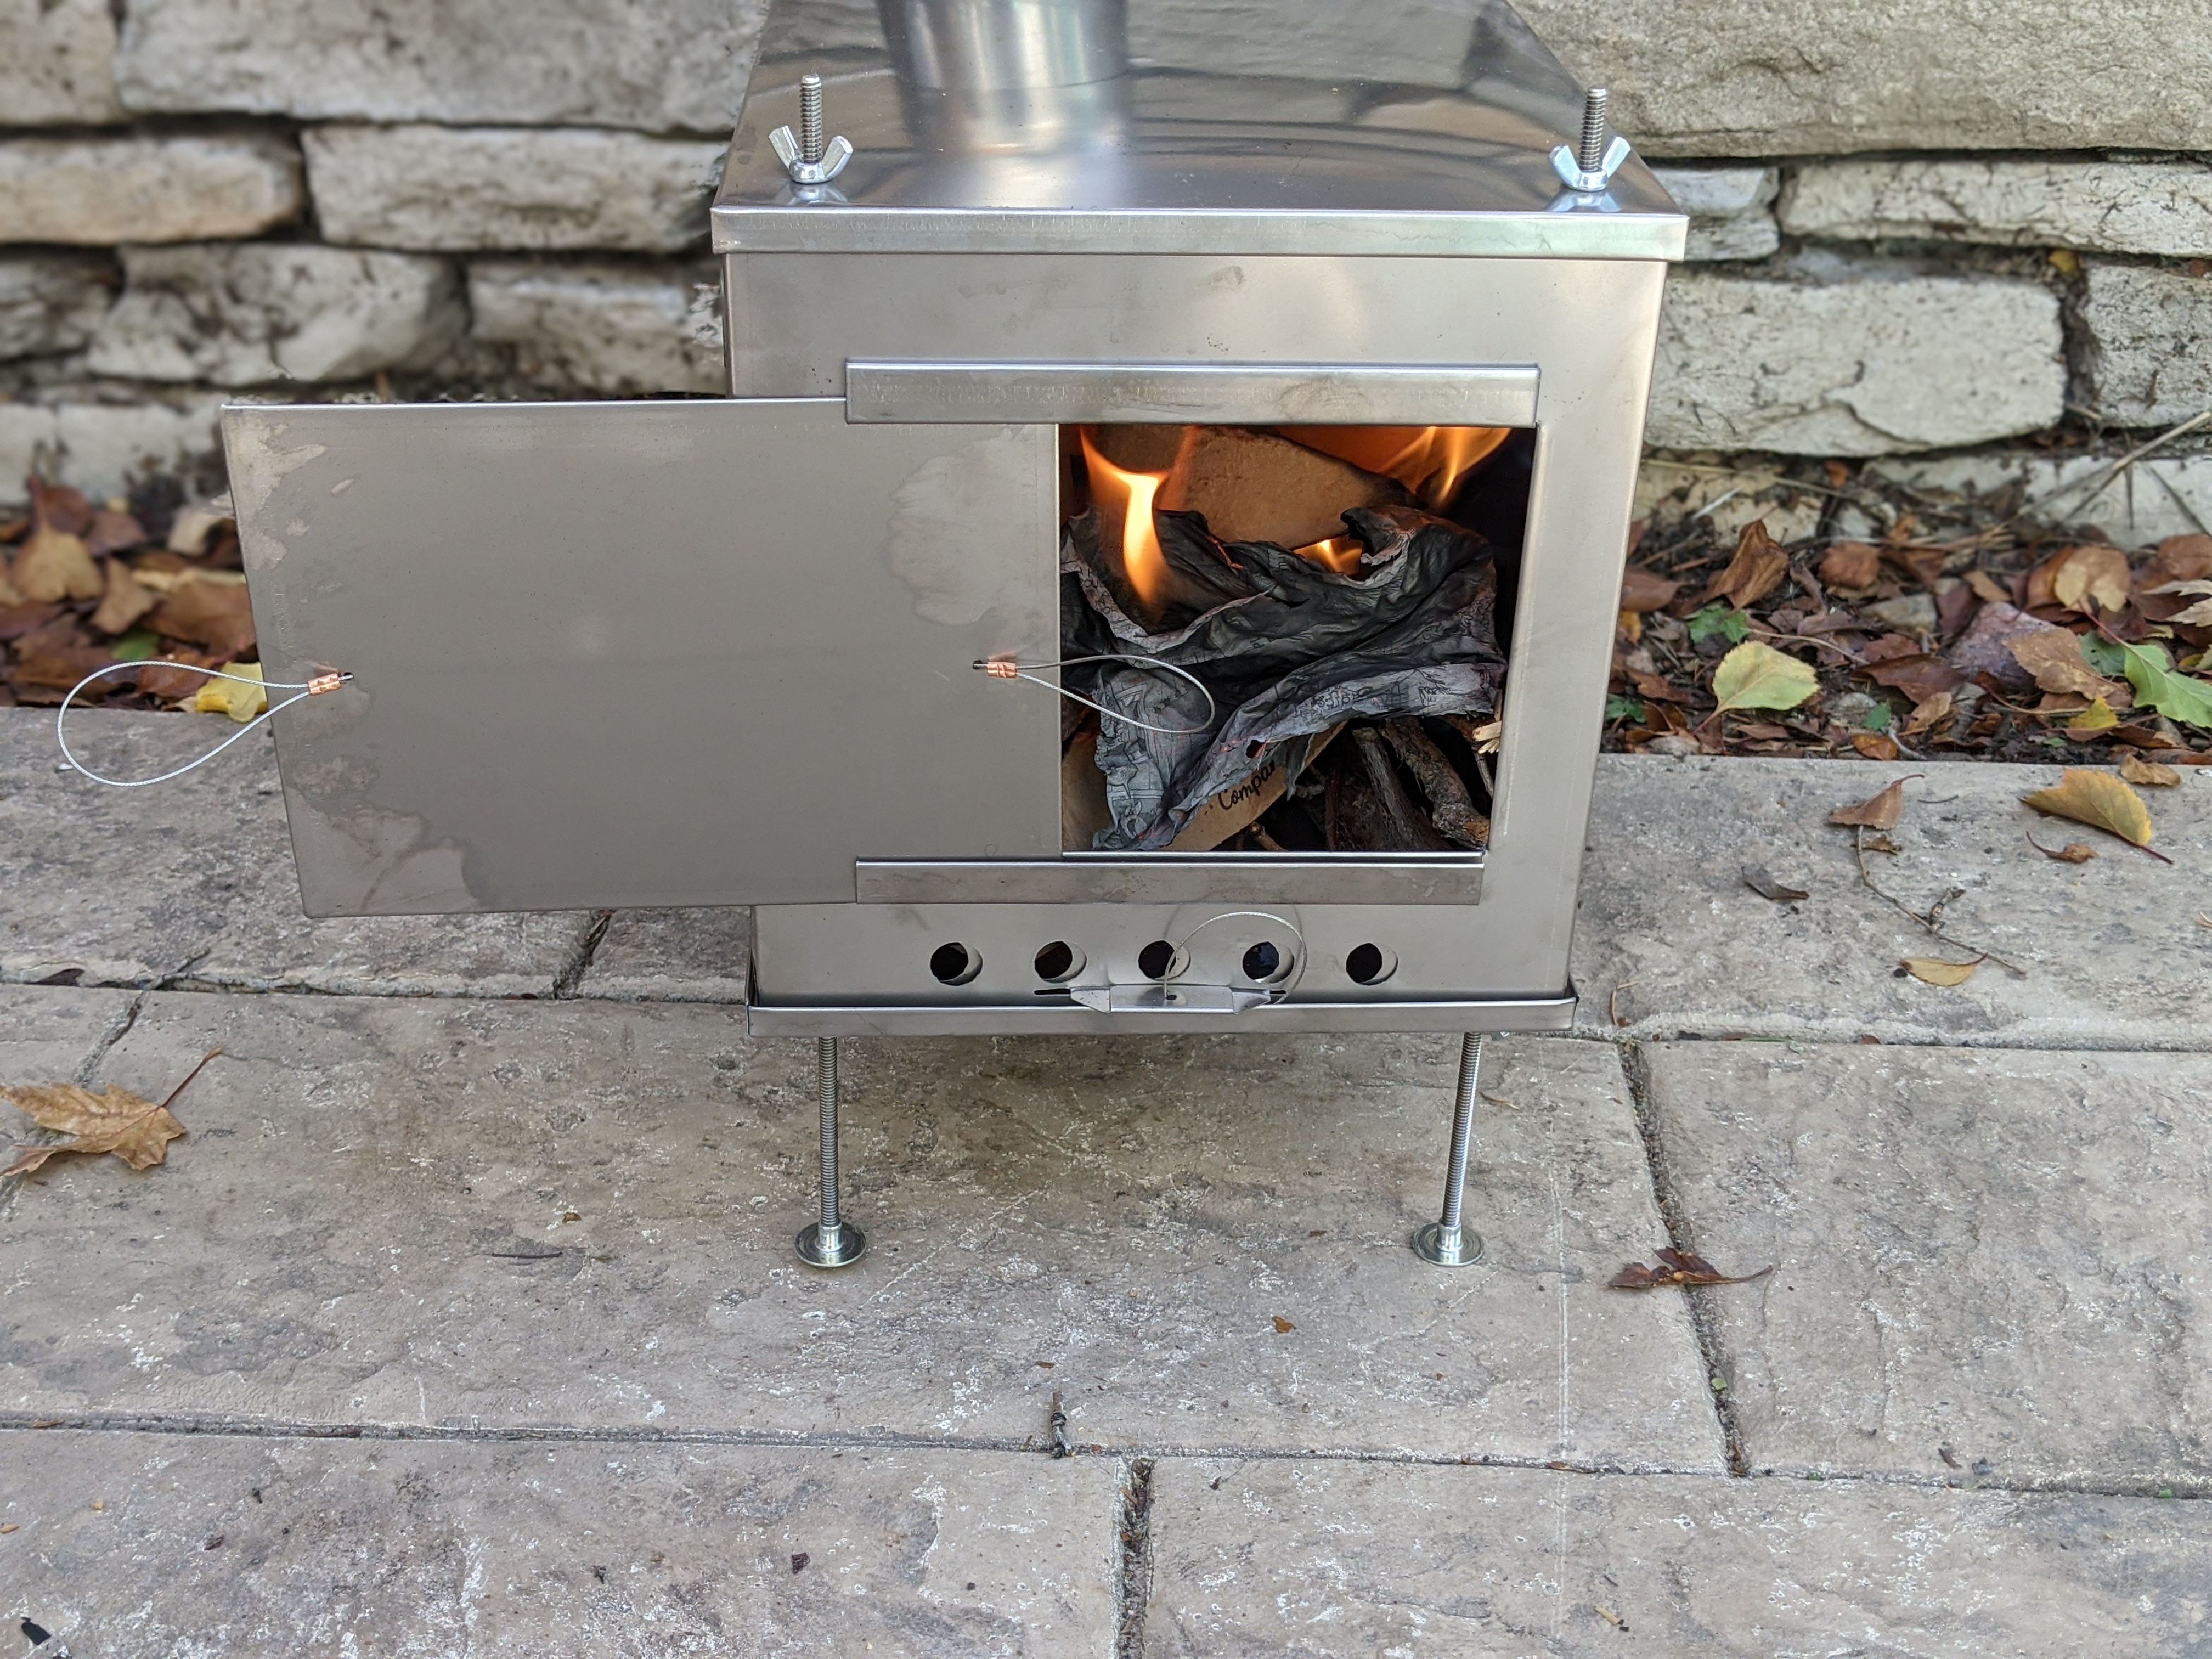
[1413,1034,1485,1267]
[795,1036,866,1268]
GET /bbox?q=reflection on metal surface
[222,400,1060,916]
[855,854,1484,906]
[844,362,1541,426]
[714,0,1685,257]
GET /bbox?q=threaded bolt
[816,1036,841,1245]
[799,72,826,166]
[1576,88,1610,176]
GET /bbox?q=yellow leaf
[1903,956,1982,986]
[1711,640,1819,715]
[2007,630,2125,699]
[193,662,266,723]
[2067,697,2119,733]
[2021,768,2159,855]
[3,1050,219,1177]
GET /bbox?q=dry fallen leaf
[1903,955,1982,987]
[1852,731,1903,760]
[3,1049,219,1177]
[12,526,103,603]
[1829,776,1918,831]
[1900,690,1954,738]
[1702,522,1790,610]
[148,574,255,659]
[1742,864,1809,902]
[89,558,160,636]
[136,657,215,702]
[2022,769,2165,860]
[1609,1247,1772,1290]
[2047,544,2132,616]
[1818,541,1882,590]
[1618,566,1680,612]
[1271,1315,1296,1334]
[1964,569,2012,605]
[2008,630,2127,700]
[2120,751,2182,788]
[2027,833,2096,864]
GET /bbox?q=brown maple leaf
[3,1049,220,1177]
[1609,1246,1773,1291]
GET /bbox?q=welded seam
[1114,1457,1157,1659]
[1619,1038,1750,1476]
[552,910,614,999]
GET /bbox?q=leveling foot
[796,1037,867,1269]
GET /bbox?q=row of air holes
[926,939,1398,987]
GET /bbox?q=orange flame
[1077,427,1170,610]
[1287,425,1511,512]
[1291,534,1366,574]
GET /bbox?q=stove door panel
[224,399,1059,915]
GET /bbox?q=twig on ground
[1854,826,2028,975]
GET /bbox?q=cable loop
[1165,909,1310,1004]
[57,662,352,788]
[975,652,1218,736]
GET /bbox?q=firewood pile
[1058,422,1517,854]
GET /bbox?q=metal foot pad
[796,1221,867,1269]
[1412,1222,1483,1268]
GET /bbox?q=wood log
[1159,426,1404,550]
[1088,424,1186,473]
[1380,719,1488,848]
[1351,727,1452,851]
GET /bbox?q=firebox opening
[1057,422,1532,855]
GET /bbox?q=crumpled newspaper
[1062,503,1505,850]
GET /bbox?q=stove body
[223,0,1683,1043]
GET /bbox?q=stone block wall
[3,0,2208,507]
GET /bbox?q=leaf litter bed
[1613,454,2212,769]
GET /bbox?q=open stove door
[223,399,1060,916]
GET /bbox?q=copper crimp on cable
[306,671,350,696]
[977,657,1021,679]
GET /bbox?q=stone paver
[2,712,595,996]
[0,1429,1122,1658]
[467,257,724,394]
[1143,1459,2212,1657]
[0,986,1720,1471]
[1643,1041,2212,1486]
[580,905,751,1001]
[1576,756,2212,1049]
[0,132,302,245]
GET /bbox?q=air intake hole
[1345,942,1396,986]
[1034,940,1082,983]
[929,941,981,985]
[1241,941,1285,983]
[1137,939,1178,981]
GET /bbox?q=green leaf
[111,629,160,662]
[2080,633,2126,676]
[1860,701,1894,732]
[2121,641,2212,730]
[1604,693,1647,724]
[1689,603,1751,646]
[1711,640,1820,715]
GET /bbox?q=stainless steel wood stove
[222,0,1685,1271]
